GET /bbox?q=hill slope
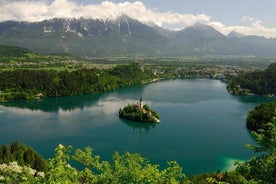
[227,63,276,95]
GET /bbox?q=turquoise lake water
[0,79,273,175]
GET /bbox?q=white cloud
[0,0,47,21]
[209,17,276,38]
[0,0,276,38]
[241,16,254,22]
[0,0,210,25]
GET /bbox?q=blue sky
[1,0,275,37]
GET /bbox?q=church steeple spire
[139,97,142,109]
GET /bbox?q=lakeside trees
[0,144,187,184]
[0,63,154,102]
[236,101,276,184]
[246,101,276,132]
[0,141,47,171]
[227,63,276,95]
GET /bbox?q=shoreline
[1,75,275,104]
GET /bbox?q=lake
[0,79,272,175]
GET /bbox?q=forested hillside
[0,45,29,57]
[0,44,76,65]
[227,63,276,95]
[0,64,154,102]
[0,141,47,171]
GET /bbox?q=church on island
[136,97,143,109]
[119,97,160,123]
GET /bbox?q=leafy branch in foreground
[236,103,276,184]
[0,141,47,171]
[46,144,187,184]
[1,144,186,183]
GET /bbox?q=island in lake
[119,97,160,123]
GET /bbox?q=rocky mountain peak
[227,31,244,38]
[184,23,226,38]
[1,17,276,57]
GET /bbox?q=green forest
[0,63,154,102]
[246,102,276,132]
[0,141,47,172]
[239,101,276,184]
[0,45,76,68]
[1,101,275,183]
[227,63,276,95]
[0,45,29,57]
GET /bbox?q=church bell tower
[139,97,142,109]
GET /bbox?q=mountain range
[1,15,276,57]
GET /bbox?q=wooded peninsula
[227,63,276,96]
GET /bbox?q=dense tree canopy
[227,63,276,95]
[246,101,276,132]
[236,101,276,184]
[0,45,29,57]
[0,144,187,184]
[0,141,47,171]
[0,63,154,102]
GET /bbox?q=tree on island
[119,99,160,123]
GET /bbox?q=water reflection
[1,94,101,112]
[0,92,152,140]
[1,84,146,112]
[231,94,275,104]
[142,79,230,104]
[120,119,157,132]
[0,104,115,140]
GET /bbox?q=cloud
[0,0,210,25]
[209,17,276,38]
[241,16,255,22]
[0,0,276,38]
